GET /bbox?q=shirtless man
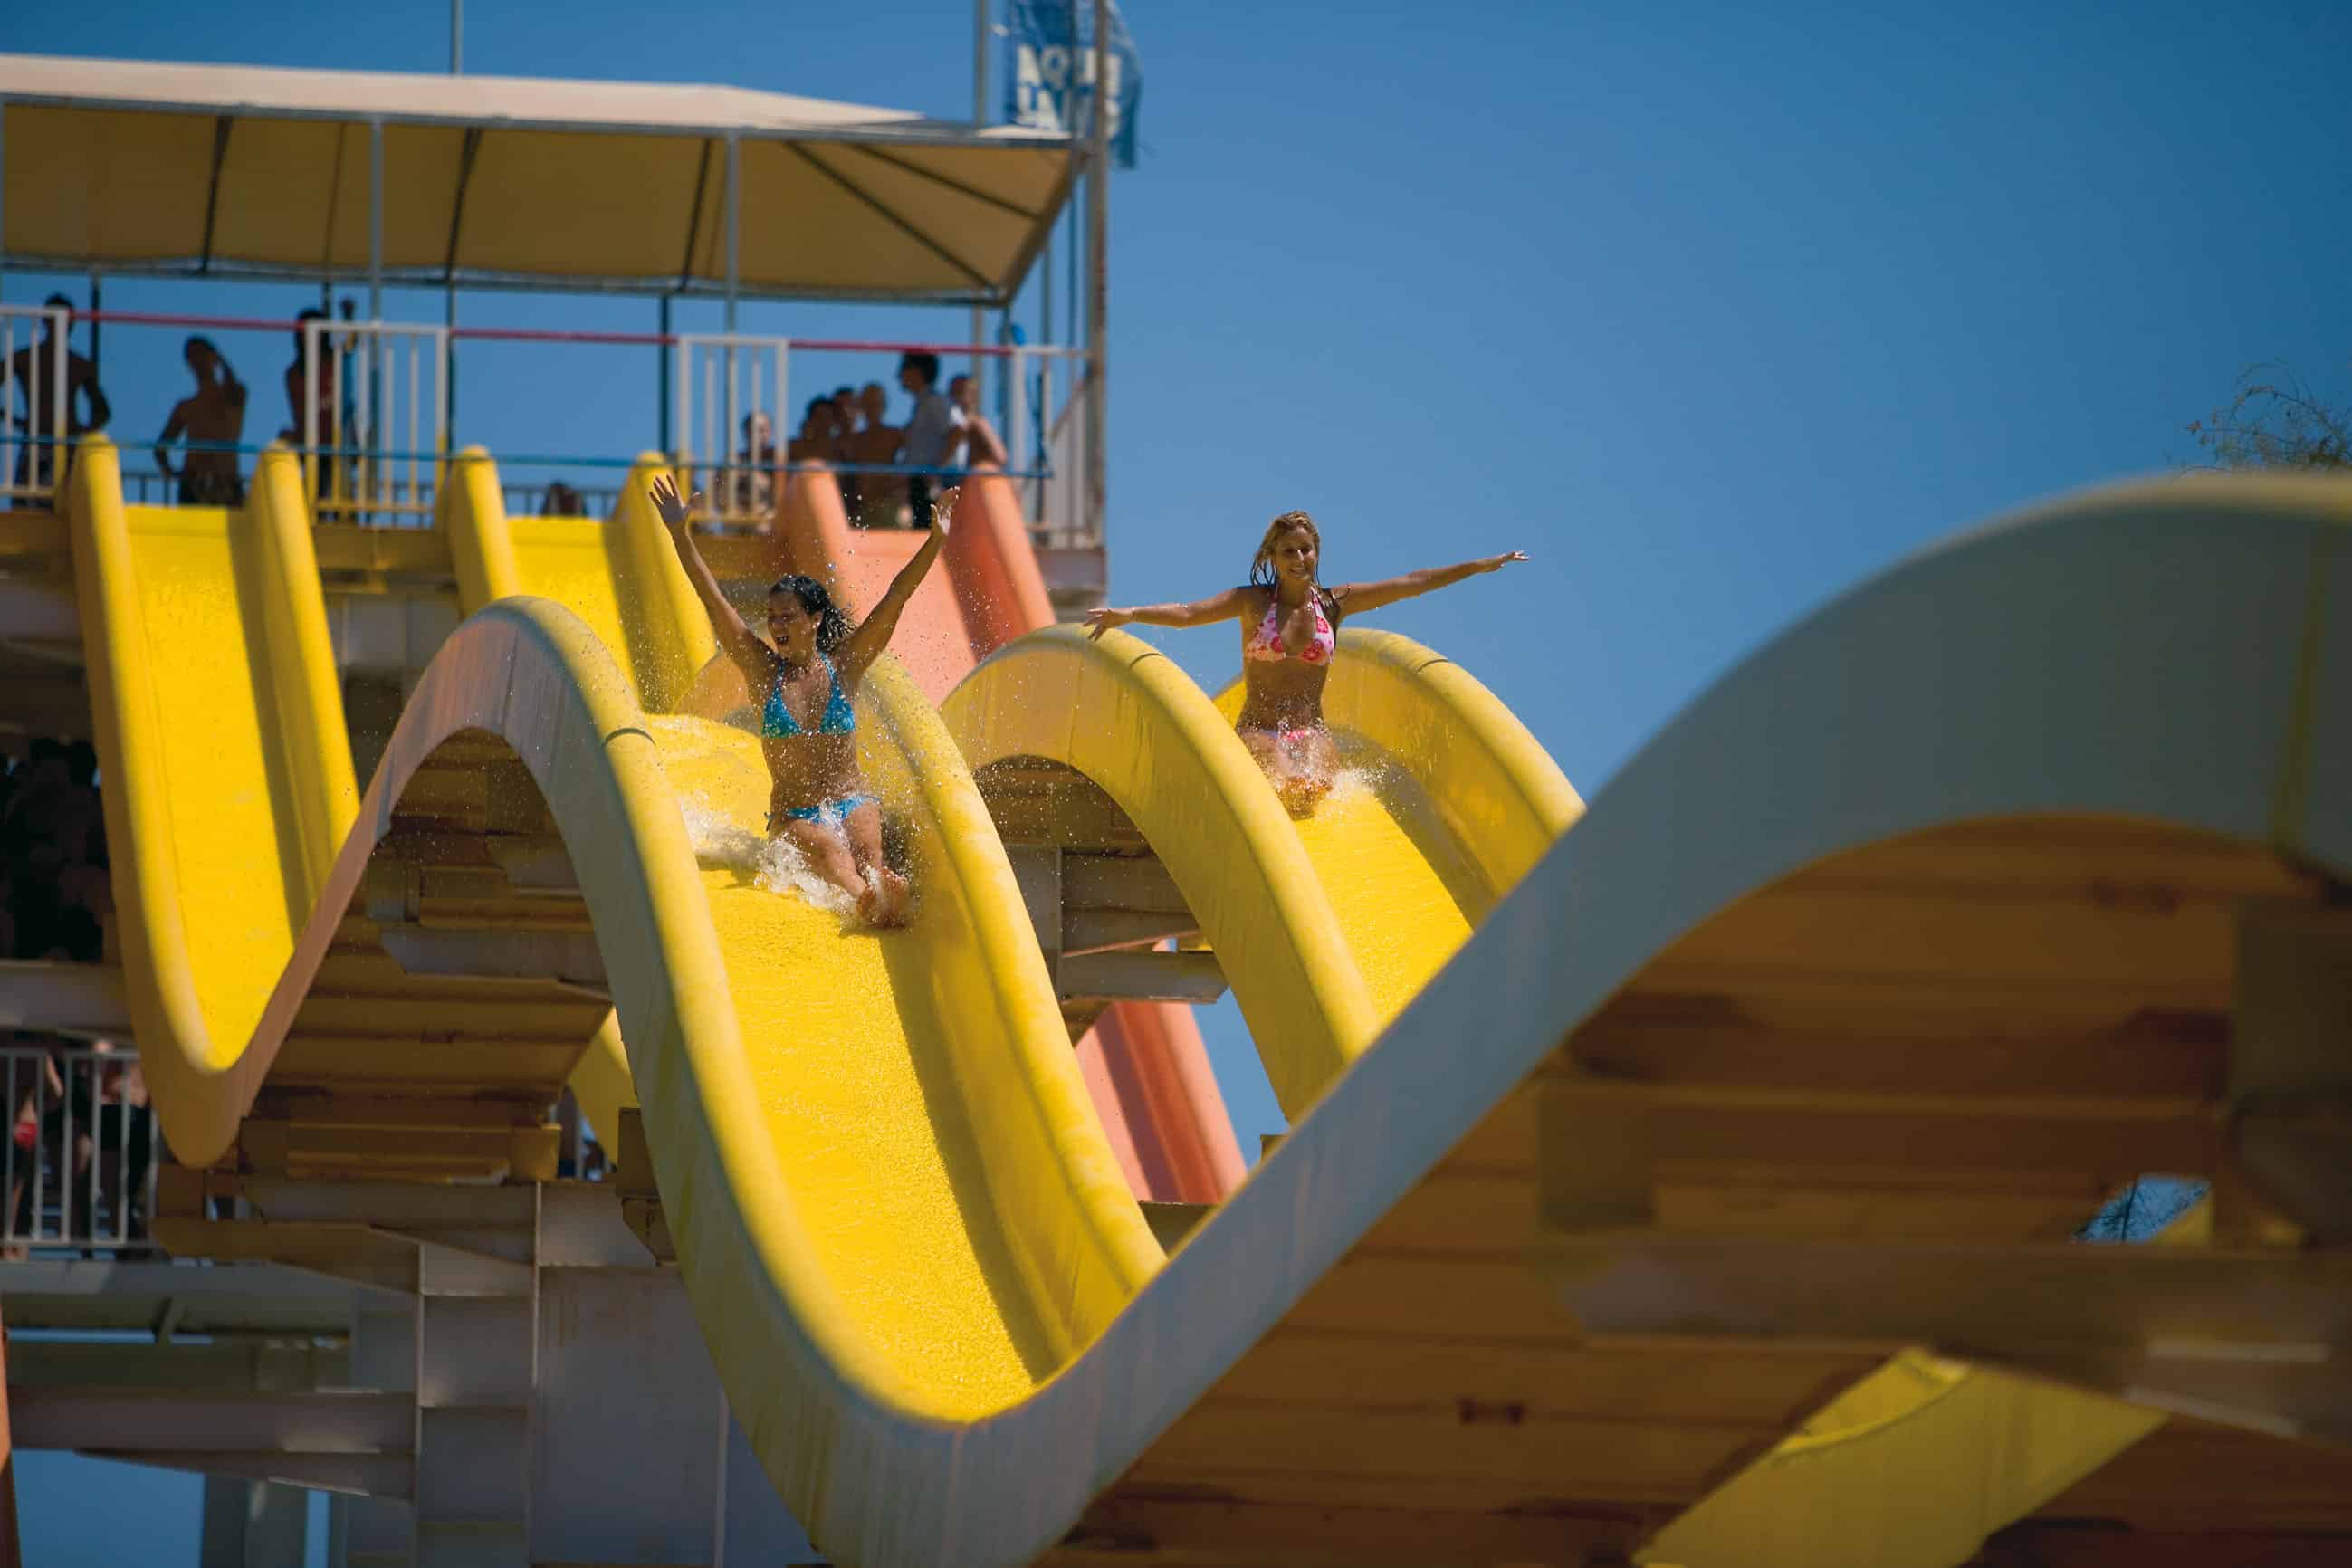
[155,336,250,506]
[850,381,906,527]
[7,294,111,497]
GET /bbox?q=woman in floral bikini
[1086,511,1526,815]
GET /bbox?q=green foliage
[2188,363,2351,471]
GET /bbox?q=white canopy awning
[0,53,1078,303]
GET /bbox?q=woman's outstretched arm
[1085,587,1253,639]
[1329,551,1528,616]
[835,486,952,684]
[651,473,770,680]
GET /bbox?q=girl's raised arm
[1329,551,1528,616]
[835,486,952,684]
[1085,587,1254,639]
[652,473,771,682]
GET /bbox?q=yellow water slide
[69,437,357,1162]
[67,429,2352,1567]
[941,623,1582,1115]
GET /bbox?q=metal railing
[508,480,626,520]
[5,1041,159,1256]
[1,303,72,508]
[303,317,449,525]
[674,331,788,531]
[11,308,1104,544]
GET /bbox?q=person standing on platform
[895,351,961,531]
[154,336,249,506]
[7,294,111,499]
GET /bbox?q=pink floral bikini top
[1246,590,1336,664]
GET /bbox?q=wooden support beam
[232,1119,559,1183]
[1063,852,1190,913]
[1550,1082,2219,1180]
[2227,901,2352,1244]
[1053,1495,1638,1567]
[1979,1525,2352,1567]
[1059,950,1229,1006]
[1546,1231,2352,1443]
[80,1448,412,1500]
[0,960,131,1037]
[374,924,608,993]
[1572,992,2232,1101]
[7,1387,413,1457]
[1063,908,1199,957]
[614,1109,674,1264]
[1140,1202,1212,1253]
[6,1341,351,1392]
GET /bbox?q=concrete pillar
[200,1477,308,1568]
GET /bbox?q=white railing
[674,332,789,531]
[5,1041,158,1255]
[776,338,1095,540]
[303,317,449,525]
[1036,355,1092,546]
[1,303,72,508]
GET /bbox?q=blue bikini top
[762,655,856,739]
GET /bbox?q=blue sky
[9,1,2350,1560]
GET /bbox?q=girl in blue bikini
[653,473,951,927]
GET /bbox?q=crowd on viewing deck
[3,736,149,1257]
[7,292,1009,527]
[722,349,1009,529]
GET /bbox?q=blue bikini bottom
[768,792,878,833]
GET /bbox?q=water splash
[674,794,861,919]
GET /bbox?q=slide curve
[65,428,2352,1565]
[445,450,1242,1200]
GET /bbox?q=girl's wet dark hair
[769,574,855,655]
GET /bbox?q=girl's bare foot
[873,867,913,928]
[855,875,887,926]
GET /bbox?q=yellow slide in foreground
[67,425,2352,1566]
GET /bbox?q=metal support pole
[1041,201,1055,356]
[970,0,990,385]
[723,133,741,488]
[1039,209,1054,510]
[996,307,1013,445]
[1066,4,1081,354]
[369,118,386,519]
[656,294,672,455]
[723,133,741,334]
[0,99,8,303]
[85,273,100,417]
[446,0,461,448]
[368,120,385,323]
[1086,0,1110,545]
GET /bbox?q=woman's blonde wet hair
[1250,510,1323,589]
